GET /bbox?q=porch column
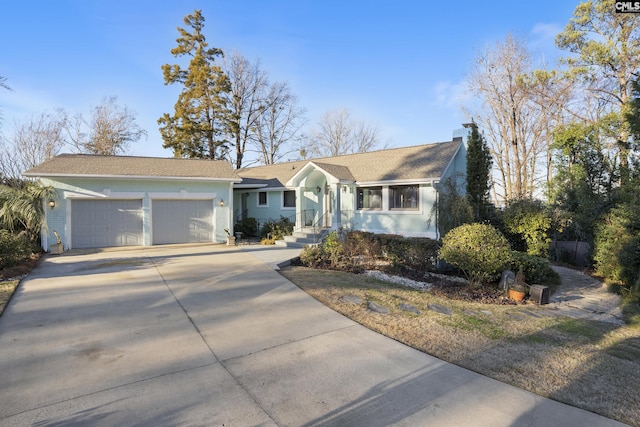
[295,186,303,230]
[334,184,341,230]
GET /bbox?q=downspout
[228,182,234,235]
[42,198,48,251]
[432,180,440,240]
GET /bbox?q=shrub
[508,251,560,289]
[299,231,440,272]
[341,231,382,263]
[375,234,439,271]
[439,223,512,283]
[617,235,640,293]
[501,199,552,257]
[260,216,294,241]
[0,230,36,269]
[299,231,345,269]
[234,217,258,237]
[593,205,640,285]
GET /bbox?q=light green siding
[41,177,233,249]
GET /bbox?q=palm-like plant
[0,182,57,242]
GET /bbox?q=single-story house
[24,126,471,251]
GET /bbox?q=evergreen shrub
[439,223,512,283]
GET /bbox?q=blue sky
[1,0,579,160]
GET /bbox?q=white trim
[64,190,145,199]
[353,208,424,216]
[24,172,240,182]
[233,183,268,189]
[281,190,296,209]
[227,182,234,237]
[355,178,437,186]
[148,191,218,200]
[257,191,269,207]
[245,186,293,192]
[441,142,463,178]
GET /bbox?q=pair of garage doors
[70,199,215,249]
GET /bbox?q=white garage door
[71,199,143,249]
[152,199,214,245]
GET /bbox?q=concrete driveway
[0,245,627,426]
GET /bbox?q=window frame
[282,190,296,209]
[356,186,383,210]
[388,185,420,211]
[257,191,268,207]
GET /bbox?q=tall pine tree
[466,122,492,221]
[158,10,230,159]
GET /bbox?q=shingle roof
[23,139,462,186]
[24,154,241,181]
[238,139,462,188]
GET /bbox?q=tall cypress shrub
[466,122,492,222]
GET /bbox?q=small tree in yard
[0,182,57,243]
[439,223,512,284]
[466,122,492,222]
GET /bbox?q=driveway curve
[0,245,627,426]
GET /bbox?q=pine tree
[158,10,230,159]
[466,122,492,221]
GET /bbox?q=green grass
[553,318,614,341]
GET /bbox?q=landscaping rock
[506,312,525,320]
[480,310,493,316]
[427,303,452,316]
[364,270,432,290]
[519,310,543,318]
[399,303,421,315]
[368,301,390,314]
[340,295,363,305]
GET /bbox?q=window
[258,191,268,206]
[389,185,419,210]
[357,187,382,210]
[283,190,296,208]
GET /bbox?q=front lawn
[280,265,640,427]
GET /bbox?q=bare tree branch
[307,108,381,157]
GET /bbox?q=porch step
[274,240,318,248]
[274,228,329,248]
[284,235,316,244]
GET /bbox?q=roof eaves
[24,172,242,182]
[355,177,441,186]
[439,141,464,180]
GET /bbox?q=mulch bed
[0,253,41,281]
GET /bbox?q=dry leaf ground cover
[0,254,40,315]
[280,265,640,427]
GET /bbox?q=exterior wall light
[219,199,225,207]
[49,200,56,209]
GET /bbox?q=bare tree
[308,108,381,157]
[224,52,268,168]
[0,75,11,129]
[0,111,66,184]
[65,96,147,155]
[522,68,576,191]
[254,81,307,165]
[222,52,306,167]
[466,34,548,202]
